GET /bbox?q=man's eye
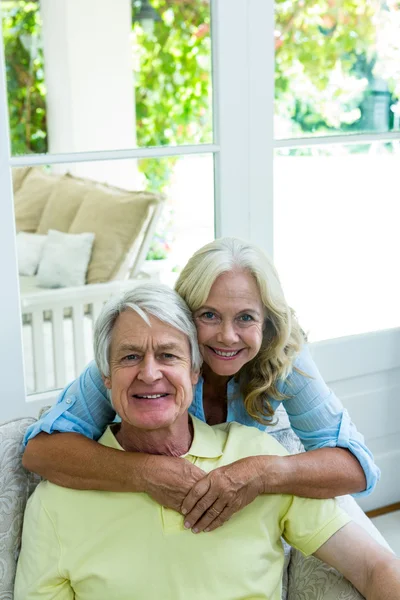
[162,353,176,360]
[124,354,139,361]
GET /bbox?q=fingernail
[204,528,210,532]
[184,521,191,529]
[182,508,187,515]
[192,528,199,534]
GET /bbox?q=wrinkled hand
[143,455,207,513]
[180,457,265,533]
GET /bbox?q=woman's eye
[239,314,254,322]
[201,311,216,320]
[162,353,176,360]
[124,354,139,361]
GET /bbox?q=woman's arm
[179,448,365,533]
[260,446,366,497]
[23,432,206,510]
[280,345,380,497]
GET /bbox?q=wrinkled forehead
[111,310,191,356]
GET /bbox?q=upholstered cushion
[37,229,95,288]
[37,175,90,235]
[287,550,364,599]
[69,187,159,284]
[16,232,47,276]
[14,168,59,233]
[12,167,31,193]
[0,418,40,598]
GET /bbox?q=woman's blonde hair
[175,237,306,424]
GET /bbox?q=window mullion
[0,23,28,420]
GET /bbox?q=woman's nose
[217,321,240,345]
[137,356,162,384]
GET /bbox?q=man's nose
[137,356,162,384]
[217,321,240,345]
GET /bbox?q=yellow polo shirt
[15,417,350,600]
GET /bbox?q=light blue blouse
[24,345,380,497]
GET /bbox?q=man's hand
[142,455,206,512]
[180,456,266,533]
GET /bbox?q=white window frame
[0,0,274,419]
[5,0,398,421]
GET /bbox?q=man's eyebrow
[117,342,184,354]
[117,344,144,355]
[156,343,184,353]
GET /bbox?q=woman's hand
[180,456,266,533]
[143,455,207,512]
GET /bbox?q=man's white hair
[94,283,202,377]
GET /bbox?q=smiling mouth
[209,348,243,358]
[133,394,169,399]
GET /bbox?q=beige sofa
[0,416,388,600]
[13,166,165,287]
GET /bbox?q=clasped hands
[146,454,279,533]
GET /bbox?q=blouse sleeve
[24,361,116,445]
[281,345,380,497]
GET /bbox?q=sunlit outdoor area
[2,0,212,155]
[275,0,400,138]
[274,142,400,342]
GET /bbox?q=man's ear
[103,375,112,390]
[191,370,200,386]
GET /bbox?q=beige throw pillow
[37,175,91,234]
[69,188,157,284]
[14,168,59,233]
[12,167,31,193]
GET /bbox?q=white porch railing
[21,279,142,393]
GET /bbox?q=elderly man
[15,284,400,600]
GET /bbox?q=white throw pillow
[37,229,95,288]
[16,232,47,276]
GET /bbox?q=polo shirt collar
[185,416,224,459]
[100,415,223,459]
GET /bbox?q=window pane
[275,0,400,139]
[274,142,400,341]
[2,0,212,156]
[13,153,214,394]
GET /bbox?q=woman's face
[193,269,265,377]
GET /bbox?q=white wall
[311,328,400,511]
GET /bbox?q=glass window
[14,153,214,394]
[274,141,400,341]
[2,0,212,155]
[275,0,400,139]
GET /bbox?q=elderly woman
[23,237,379,532]
[15,284,400,600]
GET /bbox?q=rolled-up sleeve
[24,361,116,445]
[282,346,380,497]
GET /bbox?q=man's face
[104,310,198,431]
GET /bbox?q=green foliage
[2,1,47,154]
[274,0,398,136]
[3,0,400,159]
[133,0,212,189]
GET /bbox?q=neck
[202,362,232,390]
[115,414,193,457]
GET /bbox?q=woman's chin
[205,356,246,377]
